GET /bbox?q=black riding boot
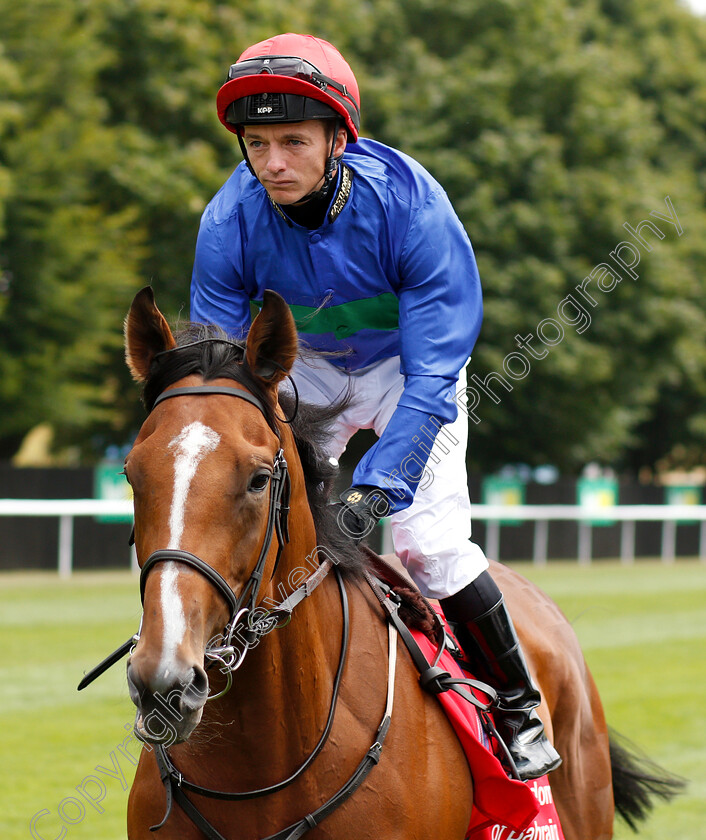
[441,574,562,781]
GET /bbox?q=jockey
[190,32,561,781]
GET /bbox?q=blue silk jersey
[191,137,483,511]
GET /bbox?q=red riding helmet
[216,33,361,141]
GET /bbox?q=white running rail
[1,500,705,575]
[380,504,706,567]
[0,499,134,577]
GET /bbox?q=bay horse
[122,287,681,840]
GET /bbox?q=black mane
[142,323,365,574]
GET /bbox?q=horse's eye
[249,472,271,493]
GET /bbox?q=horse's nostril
[183,665,209,710]
[126,662,144,706]
[192,665,209,695]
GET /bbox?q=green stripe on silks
[253,294,400,339]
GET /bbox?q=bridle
[77,369,385,840]
[76,378,319,698]
[140,384,294,696]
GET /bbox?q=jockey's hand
[335,486,391,544]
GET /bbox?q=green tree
[353,0,706,473]
[0,1,144,457]
[0,0,231,457]
[1,0,705,476]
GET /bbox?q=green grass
[1,562,703,839]
[0,573,141,839]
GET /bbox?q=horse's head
[123,287,302,744]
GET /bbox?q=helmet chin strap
[237,133,257,179]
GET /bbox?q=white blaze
[167,421,221,549]
[159,421,221,670]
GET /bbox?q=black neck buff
[283,173,337,229]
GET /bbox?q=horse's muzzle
[126,657,209,745]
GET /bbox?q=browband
[152,386,268,417]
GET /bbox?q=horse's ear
[124,286,176,382]
[245,290,298,386]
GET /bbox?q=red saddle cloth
[410,621,566,840]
